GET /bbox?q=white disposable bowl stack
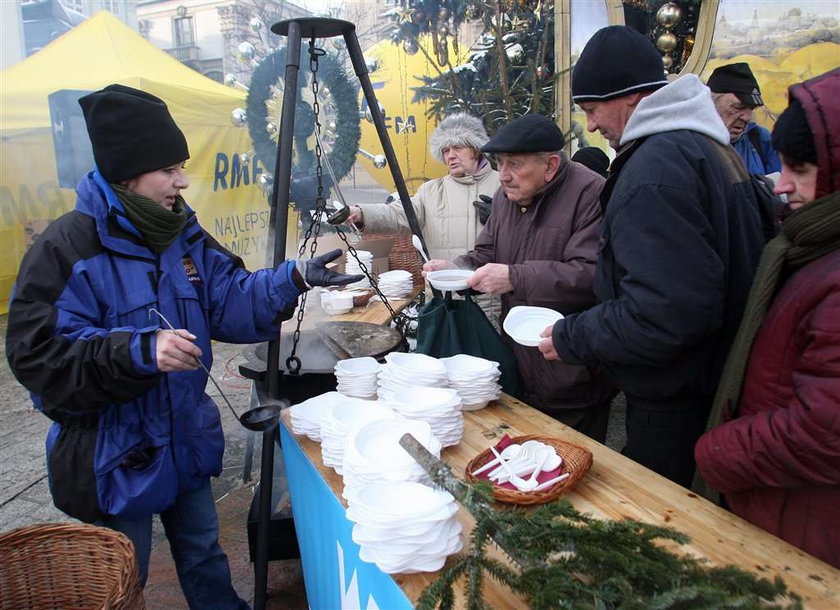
[344,250,373,290]
[346,481,463,574]
[377,352,448,401]
[440,354,503,411]
[334,357,380,400]
[387,386,464,447]
[289,391,343,442]
[341,418,441,499]
[375,269,413,298]
[319,398,396,474]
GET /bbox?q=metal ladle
[148,308,287,431]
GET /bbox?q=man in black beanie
[571,146,610,178]
[707,62,781,176]
[6,83,361,609]
[696,68,840,568]
[424,114,615,442]
[537,26,768,488]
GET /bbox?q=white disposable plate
[503,306,564,347]
[335,357,380,375]
[426,269,474,291]
[385,352,447,375]
[440,354,499,375]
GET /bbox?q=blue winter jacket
[734,122,781,175]
[5,171,303,521]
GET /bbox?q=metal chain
[286,39,328,375]
[287,38,414,364]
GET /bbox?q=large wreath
[246,45,360,212]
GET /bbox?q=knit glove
[294,249,364,289]
[472,194,493,225]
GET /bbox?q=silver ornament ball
[373,155,387,169]
[231,108,247,127]
[237,41,256,62]
[656,2,682,29]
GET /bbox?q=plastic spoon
[532,472,570,492]
[411,234,430,263]
[471,444,522,476]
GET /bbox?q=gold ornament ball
[403,38,419,55]
[661,54,674,69]
[439,24,449,36]
[656,2,682,29]
[656,32,678,53]
[439,7,450,20]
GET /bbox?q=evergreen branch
[399,433,803,609]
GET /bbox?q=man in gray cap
[537,26,767,487]
[708,62,781,175]
[424,114,615,442]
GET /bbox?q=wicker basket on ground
[0,522,146,609]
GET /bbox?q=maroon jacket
[455,155,613,411]
[695,69,840,568]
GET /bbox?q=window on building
[174,16,195,47]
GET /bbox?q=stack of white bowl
[344,250,373,290]
[289,391,343,441]
[377,352,448,401]
[388,386,464,447]
[342,418,441,499]
[346,481,463,574]
[319,398,396,474]
[334,357,380,399]
[440,354,503,411]
[375,269,413,298]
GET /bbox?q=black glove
[473,194,493,225]
[294,248,364,289]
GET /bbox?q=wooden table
[300,286,422,328]
[281,393,840,607]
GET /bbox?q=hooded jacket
[695,68,840,568]
[552,75,767,405]
[6,171,302,521]
[358,160,500,262]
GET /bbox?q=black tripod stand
[253,17,431,610]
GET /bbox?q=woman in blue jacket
[5,84,359,609]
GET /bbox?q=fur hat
[79,84,189,182]
[572,146,610,177]
[429,113,489,162]
[572,26,668,103]
[481,114,565,153]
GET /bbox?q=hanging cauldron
[239,321,404,405]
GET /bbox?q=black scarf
[111,183,187,253]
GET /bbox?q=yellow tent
[0,11,272,313]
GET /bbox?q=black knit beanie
[772,97,817,165]
[571,147,610,177]
[572,26,668,103]
[78,84,190,182]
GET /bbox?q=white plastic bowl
[426,269,474,291]
[503,306,564,347]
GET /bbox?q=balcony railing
[165,45,200,62]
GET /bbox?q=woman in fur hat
[348,113,499,263]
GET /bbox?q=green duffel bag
[415,292,521,398]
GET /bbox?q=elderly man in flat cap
[708,62,781,176]
[538,26,768,487]
[424,114,615,442]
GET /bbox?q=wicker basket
[365,232,425,287]
[0,523,146,610]
[464,434,593,505]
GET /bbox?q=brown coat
[455,156,613,411]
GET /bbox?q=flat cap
[481,114,564,154]
[707,62,763,107]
